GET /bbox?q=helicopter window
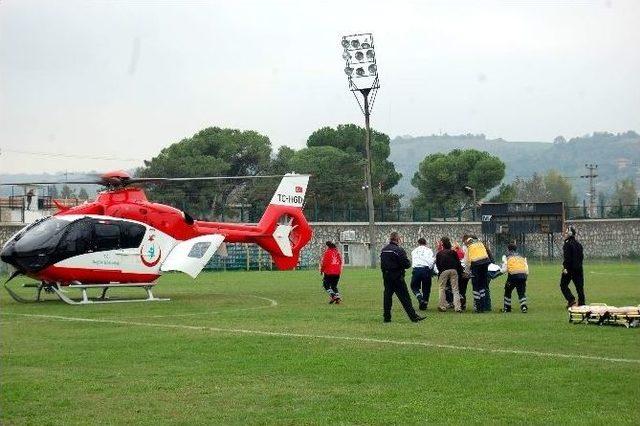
[57,219,94,257]
[120,222,146,249]
[13,217,68,250]
[94,222,120,251]
[188,242,211,258]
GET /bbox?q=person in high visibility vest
[500,243,529,313]
[464,235,491,312]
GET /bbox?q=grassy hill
[390,132,640,205]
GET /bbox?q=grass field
[1,262,639,425]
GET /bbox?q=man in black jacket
[560,226,586,307]
[380,232,426,323]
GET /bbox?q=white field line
[3,312,640,365]
[589,271,640,277]
[114,295,278,319]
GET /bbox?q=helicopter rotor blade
[0,174,310,187]
[0,180,103,186]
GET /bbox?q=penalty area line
[3,312,640,365]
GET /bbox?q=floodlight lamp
[361,41,371,49]
[366,50,375,60]
[355,51,364,61]
[368,64,377,74]
[341,39,349,48]
[342,51,351,61]
[355,67,365,76]
[350,39,360,48]
[344,66,354,76]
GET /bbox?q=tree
[48,185,59,198]
[60,184,76,199]
[307,124,402,207]
[489,183,517,203]
[497,171,576,205]
[543,170,576,205]
[553,135,566,145]
[411,149,505,210]
[78,188,89,200]
[138,127,272,218]
[611,178,638,206]
[288,146,363,208]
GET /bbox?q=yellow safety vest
[467,241,489,263]
[507,255,528,275]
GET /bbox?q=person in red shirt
[320,241,343,304]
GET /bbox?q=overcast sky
[1,0,639,175]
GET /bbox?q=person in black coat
[559,226,586,307]
[380,232,426,323]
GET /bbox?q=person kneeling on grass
[500,243,529,313]
[320,241,343,304]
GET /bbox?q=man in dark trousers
[464,235,491,312]
[560,226,585,307]
[380,232,426,323]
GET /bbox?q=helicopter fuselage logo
[140,234,162,267]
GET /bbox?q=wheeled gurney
[568,303,640,328]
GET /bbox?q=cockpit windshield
[12,217,70,253]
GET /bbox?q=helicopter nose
[0,244,18,269]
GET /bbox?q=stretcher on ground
[568,303,640,328]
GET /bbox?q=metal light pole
[341,33,380,268]
[464,186,477,220]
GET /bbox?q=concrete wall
[303,219,640,265]
[1,219,638,272]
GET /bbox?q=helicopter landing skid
[3,280,49,303]
[51,283,170,305]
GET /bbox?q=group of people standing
[383,232,504,321]
[318,226,585,323]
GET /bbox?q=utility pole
[580,164,598,218]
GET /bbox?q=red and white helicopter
[1,171,312,304]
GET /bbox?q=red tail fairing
[255,204,312,270]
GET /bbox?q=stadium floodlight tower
[341,33,380,268]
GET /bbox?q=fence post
[428,209,431,222]
[411,207,416,222]
[600,204,604,218]
[397,205,401,222]
[619,200,623,218]
[331,203,335,222]
[457,208,462,222]
[314,199,318,222]
[582,199,587,218]
[443,207,447,222]
[348,202,352,222]
[381,203,385,222]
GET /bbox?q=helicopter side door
[160,234,225,278]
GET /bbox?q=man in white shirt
[410,237,436,310]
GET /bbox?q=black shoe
[411,315,426,323]
[521,306,528,313]
[419,301,428,311]
[383,319,391,323]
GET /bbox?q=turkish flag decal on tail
[295,186,303,193]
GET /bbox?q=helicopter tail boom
[254,174,312,270]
